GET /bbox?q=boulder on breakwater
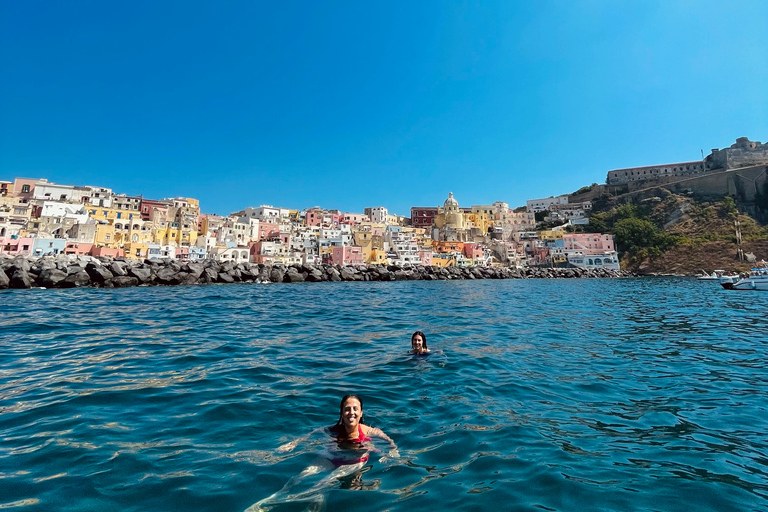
[0,254,634,290]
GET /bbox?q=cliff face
[633,241,768,275]
[588,187,768,275]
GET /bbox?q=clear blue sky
[1,1,766,216]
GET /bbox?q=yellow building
[123,242,150,260]
[94,222,117,248]
[539,230,564,241]
[432,254,457,267]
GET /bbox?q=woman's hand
[277,441,297,453]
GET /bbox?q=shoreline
[0,254,635,290]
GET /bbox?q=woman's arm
[276,427,325,453]
[362,425,399,458]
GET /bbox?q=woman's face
[412,334,424,352]
[341,397,363,429]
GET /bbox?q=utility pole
[735,218,744,261]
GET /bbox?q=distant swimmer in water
[410,331,430,355]
[247,394,398,511]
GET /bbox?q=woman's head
[337,394,364,429]
[411,331,427,352]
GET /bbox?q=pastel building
[330,246,364,266]
[563,233,615,253]
[32,238,67,256]
[526,195,569,213]
[0,236,35,255]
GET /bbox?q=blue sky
[1,1,766,216]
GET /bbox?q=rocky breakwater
[0,254,634,290]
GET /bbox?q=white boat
[721,268,768,290]
[698,269,737,281]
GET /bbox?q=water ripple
[1,279,767,511]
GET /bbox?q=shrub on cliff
[613,217,678,263]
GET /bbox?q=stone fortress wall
[604,137,768,200]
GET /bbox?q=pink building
[65,242,95,255]
[175,247,190,261]
[258,221,280,240]
[13,178,38,201]
[305,208,323,227]
[91,247,124,258]
[341,213,366,226]
[463,243,483,260]
[0,237,34,255]
[331,246,364,266]
[419,251,433,266]
[563,234,615,254]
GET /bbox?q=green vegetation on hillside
[582,190,768,268]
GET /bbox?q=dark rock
[61,270,91,288]
[202,267,218,283]
[328,268,342,282]
[340,268,360,281]
[38,268,68,288]
[128,267,151,283]
[12,256,30,273]
[269,268,285,283]
[306,269,325,282]
[86,263,114,284]
[67,264,84,275]
[183,262,205,278]
[218,272,235,283]
[8,265,33,289]
[154,267,181,285]
[9,268,32,289]
[284,269,306,283]
[113,275,139,287]
[177,272,200,286]
[110,262,127,276]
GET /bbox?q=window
[21,184,30,193]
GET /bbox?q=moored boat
[721,268,768,290]
[698,269,739,283]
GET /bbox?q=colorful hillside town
[0,178,619,270]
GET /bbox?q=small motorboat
[698,269,737,281]
[721,268,768,290]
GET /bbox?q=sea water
[1,278,767,512]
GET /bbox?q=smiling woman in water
[410,331,430,355]
[247,395,398,511]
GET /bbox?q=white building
[526,195,569,213]
[33,181,75,202]
[244,205,281,222]
[366,206,388,224]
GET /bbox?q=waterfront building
[31,238,67,256]
[562,233,615,253]
[0,236,34,255]
[64,242,95,256]
[330,246,364,266]
[250,239,290,265]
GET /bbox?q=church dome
[443,192,459,209]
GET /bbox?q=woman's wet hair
[411,331,427,349]
[334,394,364,428]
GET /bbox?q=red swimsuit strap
[357,425,371,442]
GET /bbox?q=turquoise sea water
[1,278,767,512]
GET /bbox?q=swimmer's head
[411,331,427,352]
[337,394,364,428]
